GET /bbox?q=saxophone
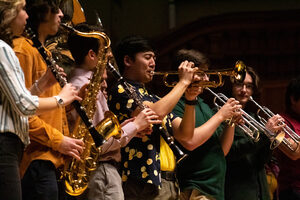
[61,24,122,196]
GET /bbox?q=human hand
[134,108,162,132]
[135,126,153,138]
[78,84,88,100]
[43,65,67,89]
[58,136,85,160]
[217,98,241,122]
[185,84,201,100]
[265,114,286,133]
[58,83,82,106]
[178,61,198,87]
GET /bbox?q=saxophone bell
[96,111,122,140]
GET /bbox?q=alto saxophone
[61,24,122,196]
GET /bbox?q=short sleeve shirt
[108,79,176,186]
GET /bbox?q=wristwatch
[54,96,64,108]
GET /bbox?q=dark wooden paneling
[150,10,300,112]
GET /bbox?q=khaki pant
[179,189,214,200]
[123,177,179,200]
[87,162,124,200]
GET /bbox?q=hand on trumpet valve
[217,98,242,125]
[178,61,198,86]
[265,114,286,134]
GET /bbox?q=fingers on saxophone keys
[71,151,81,161]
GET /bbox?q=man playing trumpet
[108,36,206,199]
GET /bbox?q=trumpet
[207,88,289,149]
[249,97,300,152]
[152,60,246,88]
[206,88,260,142]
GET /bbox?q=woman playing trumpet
[222,66,285,200]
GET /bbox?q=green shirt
[225,115,272,200]
[173,97,226,200]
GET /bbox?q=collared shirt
[0,39,39,146]
[13,37,69,177]
[108,79,176,187]
[68,67,138,162]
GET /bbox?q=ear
[88,49,97,61]
[123,55,132,67]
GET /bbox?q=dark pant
[279,188,300,200]
[22,160,59,200]
[0,132,24,200]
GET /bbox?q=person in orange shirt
[0,1,81,200]
[13,1,84,200]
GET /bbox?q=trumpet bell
[270,131,286,150]
[96,111,122,140]
[233,60,247,83]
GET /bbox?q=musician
[0,1,81,199]
[276,76,300,200]
[171,49,241,200]
[108,36,219,199]
[12,1,84,200]
[223,66,285,200]
[67,23,162,200]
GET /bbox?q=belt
[161,171,176,181]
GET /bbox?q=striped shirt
[0,39,39,146]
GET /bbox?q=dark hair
[67,23,103,65]
[26,0,59,33]
[114,35,154,74]
[285,76,300,110]
[0,0,23,46]
[171,49,209,70]
[221,66,260,99]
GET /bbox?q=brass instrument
[153,60,246,88]
[206,88,287,149]
[249,97,300,152]
[205,88,260,142]
[61,23,122,196]
[107,62,188,164]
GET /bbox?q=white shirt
[0,40,39,145]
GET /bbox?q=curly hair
[0,0,24,46]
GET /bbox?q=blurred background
[71,0,300,113]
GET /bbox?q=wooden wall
[151,10,300,114]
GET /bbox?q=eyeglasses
[196,72,210,79]
[234,82,254,90]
